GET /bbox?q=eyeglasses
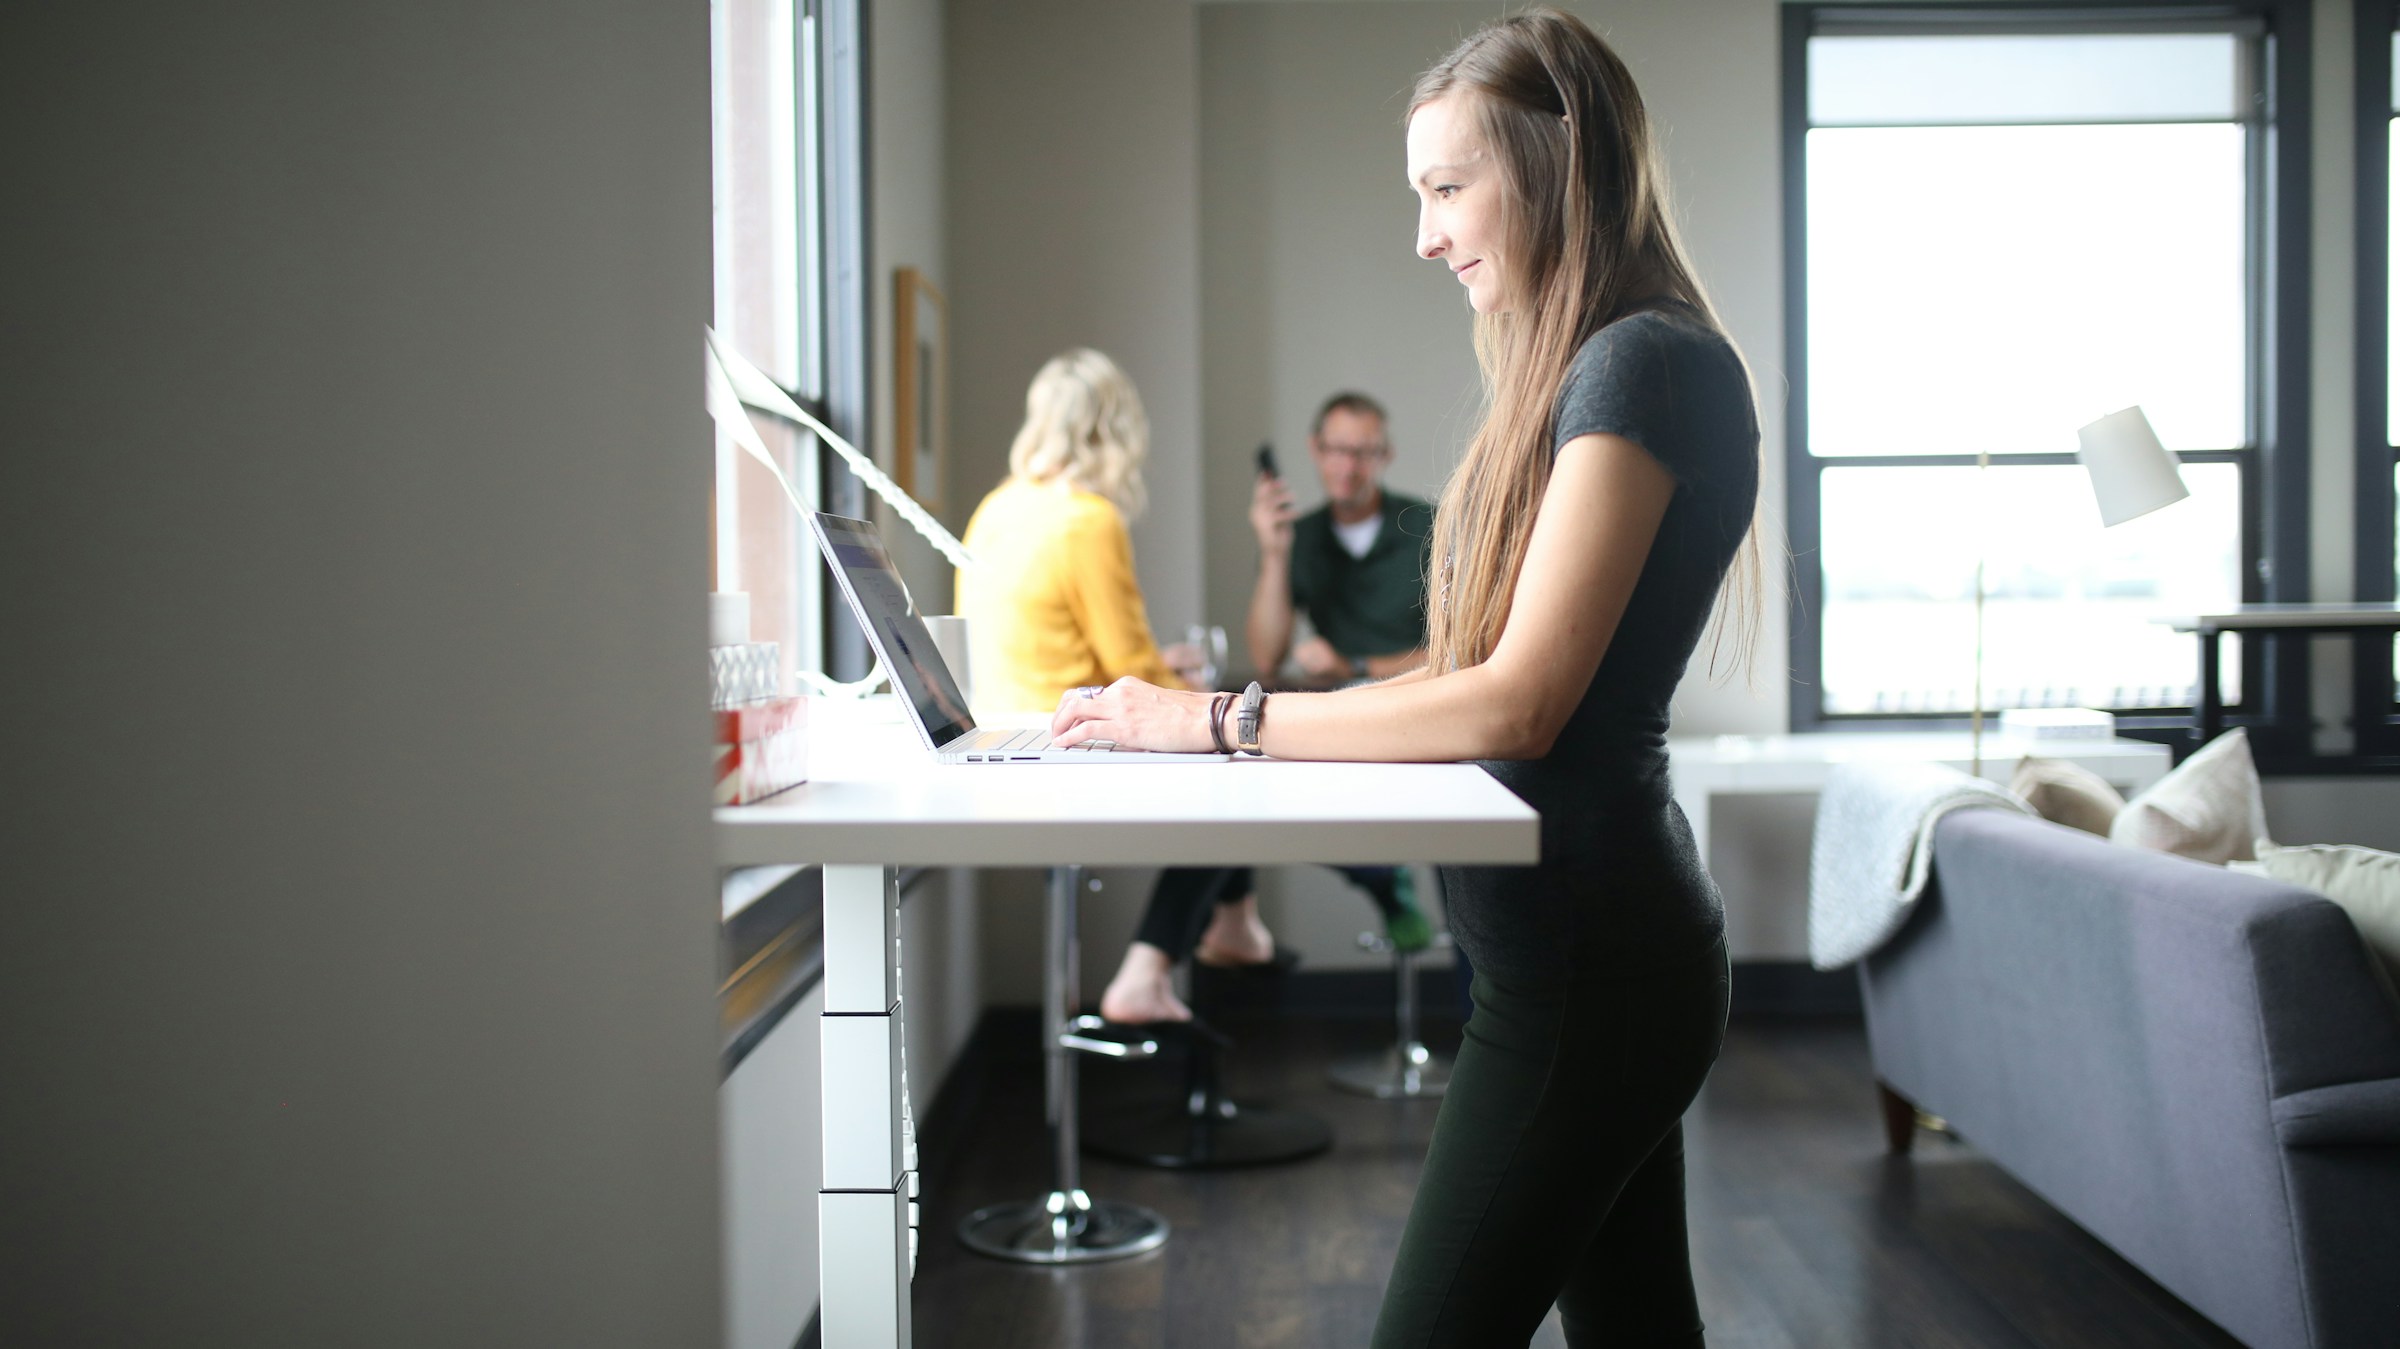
[1316,442,1391,464]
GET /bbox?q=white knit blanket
[1807,761,2033,969]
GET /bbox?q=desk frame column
[820,863,912,1349]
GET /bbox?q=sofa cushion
[2246,842,2400,994]
[2109,727,2269,864]
[2011,755,2125,836]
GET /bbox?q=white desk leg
[820,864,911,1349]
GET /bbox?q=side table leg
[820,864,911,1348]
[2198,629,2223,749]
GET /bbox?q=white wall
[4,5,721,1344]
[874,0,962,617]
[945,0,1208,632]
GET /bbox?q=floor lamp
[1969,406,2188,774]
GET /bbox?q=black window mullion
[1783,5,1826,733]
[2253,0,2314,762]
[2354,0,2398,757]
[814,0,871,680]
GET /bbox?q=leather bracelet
[1208,692,1233,754]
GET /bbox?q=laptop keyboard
[952,727,1119,758]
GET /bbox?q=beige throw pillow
[2012,756,2126,836]
[2109,728,2270,864]
[2250,842,2400,992]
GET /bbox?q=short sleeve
[1552,310,1724,488]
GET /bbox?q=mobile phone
[1256,443,1279,478]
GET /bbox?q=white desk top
[715,699,1539,870]
[2163,602,2400,632]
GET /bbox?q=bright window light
[1803,27,2252,717]
[1808,123,2246,457]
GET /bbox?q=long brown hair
[1413,8,1762,677]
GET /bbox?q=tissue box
[715,694,808,745]
[1999,707,2116,741]
[714,720,808,805]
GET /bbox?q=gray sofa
[1861,807,2400,1349]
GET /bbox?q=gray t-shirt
[1445,305,1760,986]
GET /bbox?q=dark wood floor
[910,1014,2245,1349]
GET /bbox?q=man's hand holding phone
[1250,444,1296,558]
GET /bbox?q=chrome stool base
[956,1190,1168,1265]
[958,867,1169,1265]
[1330,917,1455,1100]
[1328,1042,1452,1099]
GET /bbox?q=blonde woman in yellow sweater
[956,348,1274,1023]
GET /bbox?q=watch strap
[1236,681,1267,755]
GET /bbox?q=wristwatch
[1236,681,1268,756]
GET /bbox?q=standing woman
[1051,11,1761,1346]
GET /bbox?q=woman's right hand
[1249,472,1296,556]
[1052,677,1218,753]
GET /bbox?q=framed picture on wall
[893,266,948,513]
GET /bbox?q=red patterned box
[713,712,808,805]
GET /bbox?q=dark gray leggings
[1371,938,1729,1348]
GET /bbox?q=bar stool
[1328,924,1455,1100]
[1081,943,1332,1170]
[957,866,1169,1263]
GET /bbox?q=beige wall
[873,0,960,619]
[8,3,721,1343]
[945,0,1208,633]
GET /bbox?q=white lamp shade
[2075,406,2189,527]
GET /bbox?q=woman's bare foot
[1099,941,1191,1024]
[1193,894,1275,967]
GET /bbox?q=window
[709,0,868,682]
[1784,4,2312,742]
[2357,0,2400,756]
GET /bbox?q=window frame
[1780,1,2315,759]
[2354,0,2400,761]
[708,0,871,682]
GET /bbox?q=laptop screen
[809,513,976,749]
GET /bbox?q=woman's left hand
[1052,677,1217,752]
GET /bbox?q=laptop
[808,512,1230,764]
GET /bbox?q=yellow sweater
[955,477,1184,714]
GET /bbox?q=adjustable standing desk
[716,702,1538,1349]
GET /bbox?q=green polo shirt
[1288,490,1434,660]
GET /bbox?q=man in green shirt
[1247,391,1434,681]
